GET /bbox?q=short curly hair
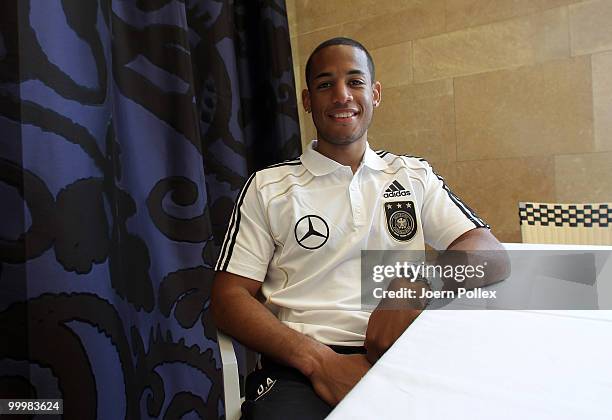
[304,37,375,88]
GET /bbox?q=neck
[315,137,367,173]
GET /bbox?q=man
[212,37,509,419]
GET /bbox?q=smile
[328,110,359,121]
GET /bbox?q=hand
[365,277,427,364]
[365,306,422,364]
[307,348,371,406]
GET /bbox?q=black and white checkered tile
[519,203,611,228]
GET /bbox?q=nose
[332,82,353,104]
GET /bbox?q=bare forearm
[211,271,371,406]
[443,228,511,289]
[211,281,325,376]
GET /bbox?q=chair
[518,202,612,245]
[218,330,261,420]
[217,330,243,420]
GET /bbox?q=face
[302,45,381,147]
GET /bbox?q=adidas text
[383,190,411,198]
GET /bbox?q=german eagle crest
[384,201,417,242]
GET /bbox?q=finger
[313,383,336,406]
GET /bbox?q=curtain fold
[0,0,300,418]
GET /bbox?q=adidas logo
[383,180,411,198]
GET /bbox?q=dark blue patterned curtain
[0,0,300,418]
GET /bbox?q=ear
[302,88,311,113]
[372,81,382,108]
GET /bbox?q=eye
[349,79,365,87]
[317,81,332,89]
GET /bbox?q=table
[328,243,612,420]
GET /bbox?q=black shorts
[241,346,366,420]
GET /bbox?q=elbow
[486,249,511,285]
[209,270,261,333]
[499,250,512,281]
[493,243,512,281]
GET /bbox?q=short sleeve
[420,162,489,250]
[214,173,274,281]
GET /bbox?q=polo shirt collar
[362,143,389,171]
[301,140,389,176]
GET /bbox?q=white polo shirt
[215,141,488,346]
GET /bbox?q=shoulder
[255,157,303,176]
[375,149,434,177]
[249,157,308,195]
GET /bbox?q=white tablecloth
[328,244,612,420]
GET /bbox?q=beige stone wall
[286,0,612,243]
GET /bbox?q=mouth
[327,109,359,122]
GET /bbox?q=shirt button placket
[349,179,364,226]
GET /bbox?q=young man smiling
[302,40,381,166]
[212,37,509,419]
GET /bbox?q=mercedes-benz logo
[294,215,329,250]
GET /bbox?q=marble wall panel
[455,56,593,160]
[440,157,556,243]
[413,7,569,82]
[592,52,612,151]
[294,26,344,68]
[293,0,378,35]
[370,42,413,88]
[293,3,444,64]
[570,0,612,56]
[446,0,580,32]
[294,0,444,36]
[341,1,446,50]
[292,65,309,148]
[555,152,612,202]
[299,109,317,147]
[369,79,456,162]
[286,0,297,38]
